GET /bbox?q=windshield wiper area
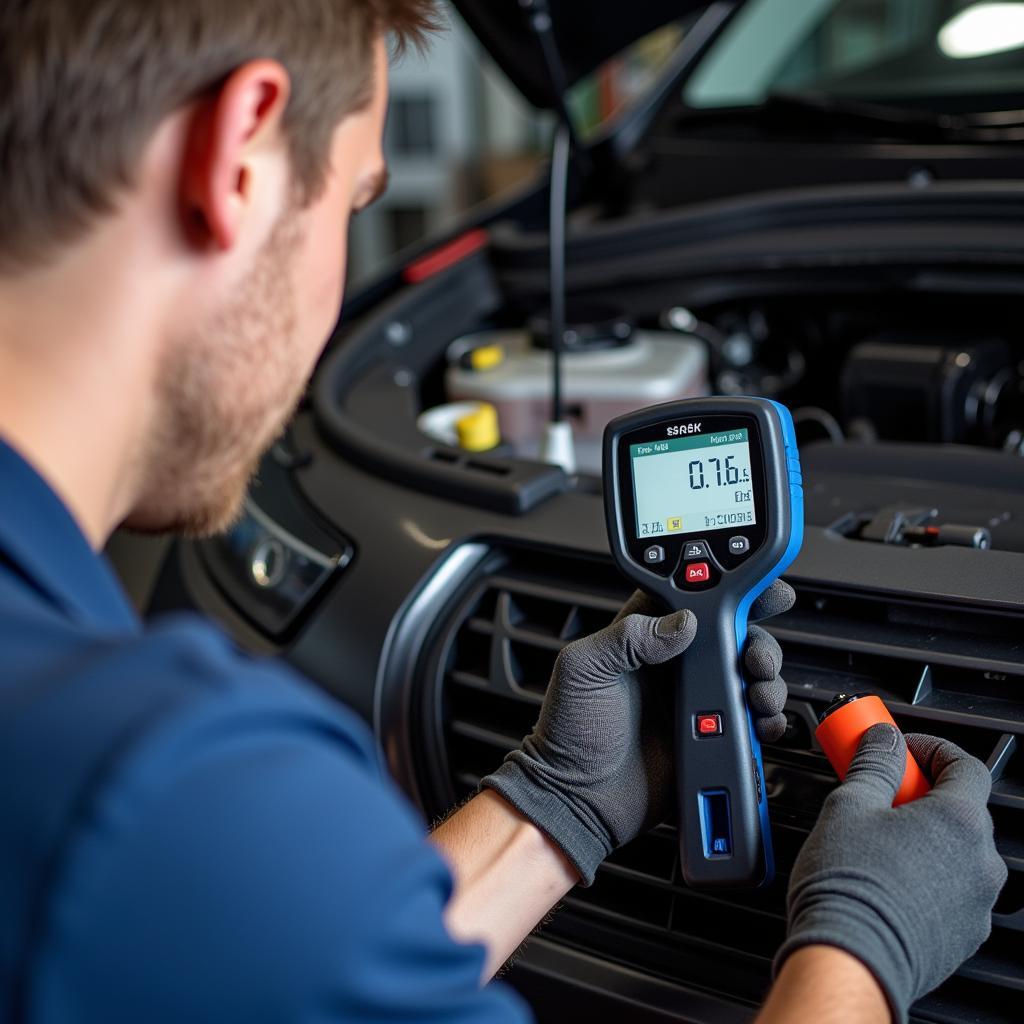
[765,92,958,141]
[769,92,1024,142]
[679,91,1024,143]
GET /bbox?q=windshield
[685,0,1024,113]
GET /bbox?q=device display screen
[630,429,757,539]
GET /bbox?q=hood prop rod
[520,0,583,472]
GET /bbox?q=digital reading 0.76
[630,429,757,539]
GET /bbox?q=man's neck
[0,232,161,550]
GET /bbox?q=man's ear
[180,60,292,251]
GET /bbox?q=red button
[685,562,710,583]
[697,714,722,735]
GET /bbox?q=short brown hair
[0,0,438,270]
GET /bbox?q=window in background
[346,2,543,286]
[389,95,439,157]
[386,205,430,252]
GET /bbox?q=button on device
[685,562,710,583]
[696,713,722,736]
[683,540,710,560]
[728,536,751,556]
[643,545,665,565]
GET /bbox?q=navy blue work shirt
[0,439,529,1023]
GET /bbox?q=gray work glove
[776,725,1007,1023]
[481,580,795,885]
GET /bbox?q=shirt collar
[0,438,140,634]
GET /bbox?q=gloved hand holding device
[776,724,1007,1022]
[481,580,795,885]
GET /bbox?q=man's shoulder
[0,605,385,885]
[2,612,527,1024]
[99,611,392,815]
[0,576,532,1024]
[0,596,378,766]
[123,611,380,763]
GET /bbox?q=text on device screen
[631,429,756,539]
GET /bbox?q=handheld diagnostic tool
[603,398,804,889]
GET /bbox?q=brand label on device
[667,422,702,436]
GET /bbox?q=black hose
[548,122,570,423]
[793,406,845,444]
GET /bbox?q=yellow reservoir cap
[468,344,505,371]
[456,402,500,452]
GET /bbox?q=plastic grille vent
[427,552,1024,1023]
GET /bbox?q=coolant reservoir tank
[445,327,709,472]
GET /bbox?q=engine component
[901,523,992,549]
[835,503,993,551]
[446,328,709,473]
[841,337,1024,446]
[417,401,501,452]
[530,300,634,353]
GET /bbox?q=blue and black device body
[603,397,804,890]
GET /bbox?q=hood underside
[450,0,721,108]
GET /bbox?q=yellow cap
[468,344,505,371]
[456,403,500,452]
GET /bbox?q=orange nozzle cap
[815,694,931,806]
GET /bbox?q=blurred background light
[938,3,1024,59]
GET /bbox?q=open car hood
[449,0,726,108]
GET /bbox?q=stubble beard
[125,212,309,538]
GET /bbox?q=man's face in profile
[125,40,390,539]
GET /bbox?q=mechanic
[0,3,1005,1023]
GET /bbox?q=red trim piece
[403,229,489,284]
